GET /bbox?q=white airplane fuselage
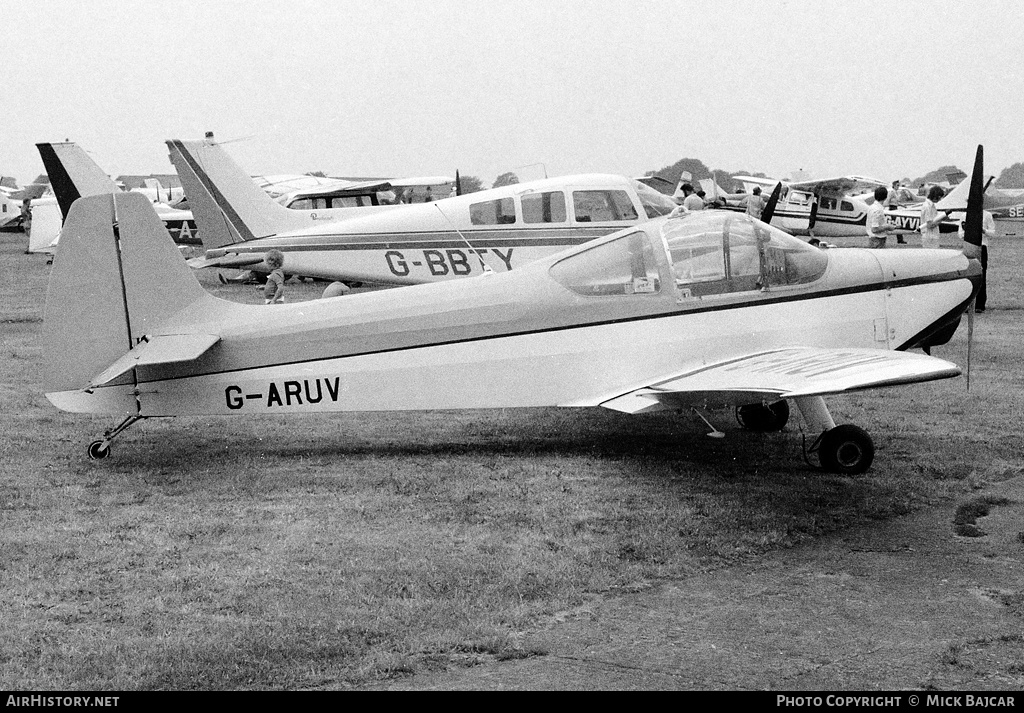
[47,210,978,419]
[199,174,680,284]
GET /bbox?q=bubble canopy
[550,210,829,298]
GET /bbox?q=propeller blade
[760,182,782,224]
[963,145,984,259]
[455,169,462,197]
[808,195,819,230]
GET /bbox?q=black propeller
[962,145,984,258]
[760,182,782,224]
[962,144,985,390]
[455,170,462,197]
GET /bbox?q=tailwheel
[736,400,790,432]
[85,414,143,460]
[87,440,111,460]
[817,424,874,474]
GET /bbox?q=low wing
[593,347,960,414]
[186,252,265,269]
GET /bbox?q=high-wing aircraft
[33,142,202,250]
[167,137,680,285]
[726,174,960,238]
[42,147,986,474]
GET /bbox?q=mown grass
[1,228,1022,689]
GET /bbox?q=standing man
[889,180,907,243]
[919,185,950,249]
[866,186,895,248]
[741,186,766,219]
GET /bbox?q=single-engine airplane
[42,147,987,473]
[727,173,959,239]
[167,137,679,285]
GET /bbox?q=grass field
[1,228,1022,690]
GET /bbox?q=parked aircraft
[259,174,455,209]
[0,185,21,229]
[167,137,680,285]
[42,147,986,473]
[936,172,1024,222]
[33,142,201,250]
[0,175,49,230]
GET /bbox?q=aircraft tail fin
[167,137,312,250]
[43,192,211,397]
[36,142,120,222]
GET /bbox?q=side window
[521,191,567,224]
[470,197,516,225]
[550,230,661,296]
[840,200,854,212]
[573,190,640,223]
[819,196,837,210]
[288,198,312,210]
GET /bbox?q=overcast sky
[4,0,1023,187]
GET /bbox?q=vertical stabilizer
[43,194,129,393]
[36,142,120,221]
[43,192,211,399]
[167,138,312,249]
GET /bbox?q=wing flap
[597,347,960,412]
[89,333,220,388]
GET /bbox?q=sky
[4,0,1023,187]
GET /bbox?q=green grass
[1,227,1023,689]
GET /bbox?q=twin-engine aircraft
[43,147,987,473]
[167,137,680,285]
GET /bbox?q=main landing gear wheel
[87,440,111,460]
[817,424,874,475]
[736,400,790,432]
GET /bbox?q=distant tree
[648,158,713,188]
[492,172,519,188]
[994,162,1024,189]
[458,175,485,194]
[306,171,328,178]
[909,165,962,187]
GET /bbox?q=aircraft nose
[870,248,979,288]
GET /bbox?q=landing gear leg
[794,396,874,474]
[88,414,143,460]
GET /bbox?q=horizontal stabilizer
[89,333,220,388]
